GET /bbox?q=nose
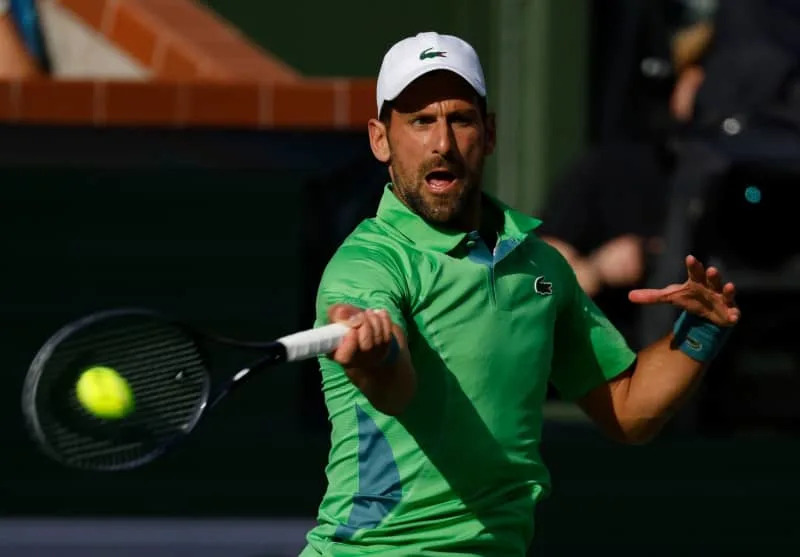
[430,118,454,156]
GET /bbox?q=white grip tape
[278,323,350,362]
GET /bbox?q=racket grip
[278,323,349,362]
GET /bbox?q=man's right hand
[328,304,396,371]
[326,303,415,416]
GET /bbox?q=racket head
[22,308,211,471]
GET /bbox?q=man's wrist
[672,311,734,363]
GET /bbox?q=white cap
[376,32,486,115]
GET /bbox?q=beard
[390,155,484,229]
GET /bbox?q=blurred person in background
[640,0,800,346]
[688,0,800,136]
[537,0,717,349]
[638,0,800,433]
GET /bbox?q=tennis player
[300,32,740,557]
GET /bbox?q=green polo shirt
[301,185,635,556]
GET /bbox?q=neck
[454,194,482,233]
[451,194,500,250]
[477,196,502,250]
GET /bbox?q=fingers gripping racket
[21,308,348,471]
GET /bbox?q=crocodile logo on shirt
[534,276,553,296]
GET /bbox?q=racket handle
[278,323,349,362]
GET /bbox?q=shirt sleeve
[315,241,408,335]
[548,259,637,401]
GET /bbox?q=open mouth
[425,170,458,193]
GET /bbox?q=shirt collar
[375,183,542,253]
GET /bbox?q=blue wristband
[672,311,733,363]
[380,335,400,367]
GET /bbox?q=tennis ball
[75,366,135,419]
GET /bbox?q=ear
[368,118,391,164]
[484,112,497,156]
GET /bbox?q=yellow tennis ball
[75,366,135,419]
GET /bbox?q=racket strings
[32,315,208,470]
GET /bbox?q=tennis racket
[21,308,348,472]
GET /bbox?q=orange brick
[195,65,232,81]
[104,81,179,125]
[227,54,300,83]
[56,0,108,31]
[348,79,377,128]
[128,0,299,82]
[159,44,199,79]
[0,81,17,120]
[131,0,225,42]
[18,79,95,124]
[273,83,336,128]
[185,82,259,127]
[107,2,159,68]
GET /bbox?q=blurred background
[1,0,800,555]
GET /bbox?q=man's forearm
[343,326,417,416]
[615,335,706,442]
[347,349,417,416]
[579,255,739,444]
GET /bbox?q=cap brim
[379,62,486,112]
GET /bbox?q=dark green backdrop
[200,0,492,78]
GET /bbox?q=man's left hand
[628,255,741,327]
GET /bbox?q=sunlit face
[368,71,496,229]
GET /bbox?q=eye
[411,115,436,126]
[449,112,477,126]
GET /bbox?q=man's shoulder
[320,217,415,284]
[316,218,415,323]
[333,217,413,261]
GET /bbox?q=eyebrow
[406,105,480,119]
